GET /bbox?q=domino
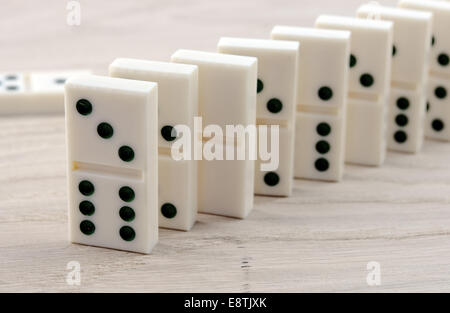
[109,58,198,231]
[0,70,90,114]
[65,75,158,254]
[271,26,350,182]
[172,49,257,219]
[217,37,299,196]
[316,15,393,166]
[357,4,433,153]
[399,0,450,141]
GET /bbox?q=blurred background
[0,0,397,74]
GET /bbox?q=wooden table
[1,0,449,293]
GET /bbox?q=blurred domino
[110,58,199,231]
[357,4,433,153]
[172,49,257,219]
[0,70,90,114]
[65,75,158,254]
[316,15,393,166]
[217,37,299,196]
[271,26,350,182]
[399,0,450,141]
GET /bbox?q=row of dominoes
[62,0,450,253]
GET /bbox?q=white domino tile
[357,4,432,153]
[110,58,199,231]
[65,75,158,254]
[271,26,350,182]
[399,0,450,141]
[217,37,299,196]
[316,15,393,166]
[172,49,256,218]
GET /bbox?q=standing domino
[109,58,199,231]
[217,37,299,196]
[0,70,90,114]
[399,0,450,141]
[316,16,393,166]
[357,4,433,153]
[65,75,158,254]
[172,50,257,219]
[271,26,350,182]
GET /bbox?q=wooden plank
[1,116,450,292]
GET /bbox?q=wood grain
[1,0,450,293]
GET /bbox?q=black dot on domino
[119,186,135,202]
[315,158,329,172]
[435,86,447,99]
[360,73,374,88]
[438,53,449,67]
[257,79,264,93]
[396,97,410,110]
[264,172,280,187]
[392,45,397,57]
[161,203,177,219]
[80,220,95,235]
[76,99,93,116]
[97,122,114,139]
[79,200,95,216]
[161,125,177,142]
[432,119,444,132]
[54,78,66,85]
[118,145,135,162]
[350,54,357,68]
[119,206,135,222]
[6,85,18,91]
[5,74,17,80]
[316,123,331,137]
[315,140,330,154]
[119,226,136,241]
[395,114,408,127]
[267,98,283,114]
[394,131,407,143]
[318,86,333,101]
[79,180,94,196]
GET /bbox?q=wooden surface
[1,0,450,293]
